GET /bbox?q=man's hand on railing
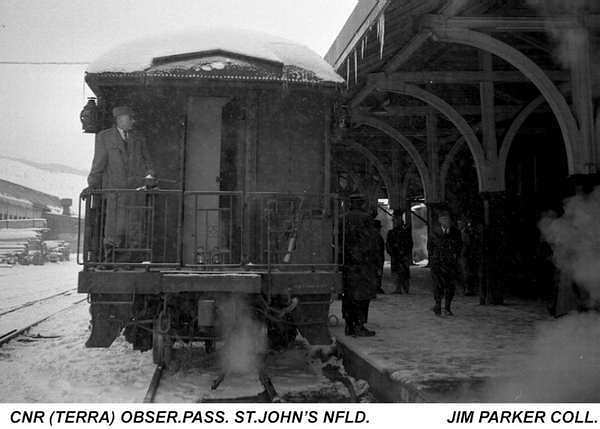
[136,173,159,191]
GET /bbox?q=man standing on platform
[386,213,413,294]
[86,106,154,262]
[429,210,462,316]
[372,219,386,294]
[342,197,377,337]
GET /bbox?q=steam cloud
[482,187,600,402]
[219,296,267,374]
[539,186,600,303]
[526,0,592,70]
[485,312,600,402]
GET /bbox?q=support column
[390,147,403,212]
[570,27,596,173]
[426,109,444,260]
[477,51,507,304]
[426,201,446,233]
[480,191,507,305]
[479,51,498,163]
[426,109,441,201]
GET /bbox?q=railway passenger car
[77,29,345,365]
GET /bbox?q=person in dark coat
[458,218,479,296]
[429,211,462,316]
[386,214,413,294]
[342,202,377,337]
[372,219,385,294]
[86,106,154,260]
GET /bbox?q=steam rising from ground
[219,296,267,374]
[482,187,600,402]
[485,312,600,402]
[539,187,600,303]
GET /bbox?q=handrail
[78,189,344,270]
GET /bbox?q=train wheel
[152,321,172,367]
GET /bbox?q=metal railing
[78,189,344,270]
[247,192,342,270]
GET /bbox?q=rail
[78,189,344,270]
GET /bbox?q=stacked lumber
[0,228,44,262]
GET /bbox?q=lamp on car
[80,97,101,133]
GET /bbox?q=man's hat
[438,209,451,219]
[112,105,134,118]
[349,193,365,200]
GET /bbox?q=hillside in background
[0,156,88,176]
[0,156,87,213]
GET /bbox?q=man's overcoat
[87,127,153,246]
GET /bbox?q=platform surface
[331,264,600,402]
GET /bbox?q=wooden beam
[429,27,580,175]
[350,83,377,109]
[383,31,432,74]
[498,83,571,186]
[422,14,599,32]
[479,51,498,161]
[374,81,488,191]
[368,70,570,85]
[339,140,397,203]
[351,30,433,107]
[511,34,554,56]
[369,104,535,117]
[391,147,403,210]
[352,129,457,138]
[426,109,441,200]
[570,28,596,173]
[326,0,391,69]
[352,113,433,199]
[439,0,470,17]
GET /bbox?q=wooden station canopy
[326,0,600,208]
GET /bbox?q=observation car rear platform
[77,28,345,365]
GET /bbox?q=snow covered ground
[0,262,358,403]
[331,265,600,402]
[0,261,81,337]
[0,261,79,314]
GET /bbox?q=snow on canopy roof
[88,28,344,84]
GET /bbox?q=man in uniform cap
[386,213,413,294]
[341,196,377,337]
[428,210,462,316]
[86,105,154,262]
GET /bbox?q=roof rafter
[368,70,570,85]
[421,14,600,32]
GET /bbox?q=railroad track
[142,358,361,403]
[143,365,165,403]
[0,288,76,317]
[0,296,87,347]
[143,365,281,403]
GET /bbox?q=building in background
[0,178,62,219]
[0,178,78,248]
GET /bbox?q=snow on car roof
[87,28,344,84]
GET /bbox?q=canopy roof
[87,28,344,86]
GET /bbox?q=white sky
[0,0,356,170]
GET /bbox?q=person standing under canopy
[386,213,413,294]
[342,198,377,337]
[429,210,462,316]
